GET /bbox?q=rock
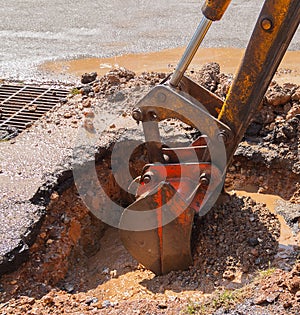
[83,118,94,132]
[266,292,280,303]
[266,85,291,106]
[25,122,33,128]
[276,199,300,228]
[254,294,267,305]
[250,248,259,258]
[255,258,262,265]
[93,85,100,93]
[215,73,233,98]
[107,74,121,85]
[60,97,68,104]
[83,109,94,118]
[41,296,54,306]
[291,88,300,101]
[286,105,300,120]
[195,62,220,92]
[255,292,280,304]
[287,277,300,293]
[283,102,292,113]
[109,91,125,102]
[102,267,109,274]
[102,300,112,308]
[81,72,97,84]
[28,105,37,112]
[222,270,235,280]
[68,219,81,244]
[82,99,91,108]
[81,85,93,96]
[158,303,168,309]
[85,297,98,305]
[64,111,72,119]
[283,300,293,308]
[281,123,297,139]
[282,82,298,91]
[295,290,300,301]
[246,122,262,136]
[248,237,259,247]
[110,269,117,278]
[50,192,59,201]
[292,263,300,276]
[64,283,74,293]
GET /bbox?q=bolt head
[132,109,142,121]
[217,131,228,143]
[200,173,209,186]
[157,92,166,103]
[142,174,151,184]
[261,18,272,31]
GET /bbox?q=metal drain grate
[0,84,69,134]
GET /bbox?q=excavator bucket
[120,162,222,275]
[120,182,195,275]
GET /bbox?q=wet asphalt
[0,0,299,80]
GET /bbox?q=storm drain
[0,84,69,138]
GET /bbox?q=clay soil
[0,64,300,314]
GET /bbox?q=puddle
[41,47,300,85]
[234,191,299,247]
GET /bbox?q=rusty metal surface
[137,84,231,137]
[179,76,223,118]
[202,0,232,21]
[0,84,68,134]
[218,0,300,164]
[136,83,230,171]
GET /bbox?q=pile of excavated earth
[0,63,299,314]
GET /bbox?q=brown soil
[0,64,300,314]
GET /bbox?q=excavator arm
[119,0,300,275]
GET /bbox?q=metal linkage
[169,16,212,87]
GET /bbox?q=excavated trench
[0,144,295,296]
[0,65,299,314]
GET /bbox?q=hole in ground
[0,140,298,304]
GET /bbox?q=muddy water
[42,47,300,85]
[235,191,299,247]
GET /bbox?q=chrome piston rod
[170,16,212,87]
